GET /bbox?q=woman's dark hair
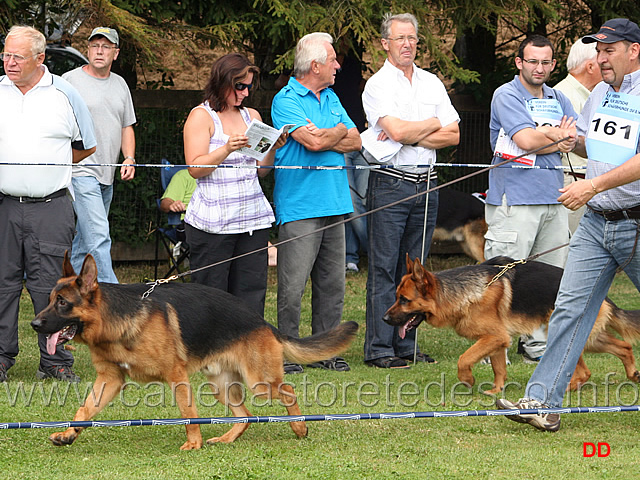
[203,53,260,112]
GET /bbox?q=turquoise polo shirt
[271,77,355,224]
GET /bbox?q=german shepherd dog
[432,188,487,262]
[31,253,358,450]
[384,255,640,395]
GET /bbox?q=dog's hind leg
[204,371,253,444]
[49,370,124,447]
[241,351,308,439]
[568,354,592,391]
[585,330,640,384]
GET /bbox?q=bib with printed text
[586,91,640,166]
[494,98,563,166]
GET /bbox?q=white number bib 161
[586,92,640,166]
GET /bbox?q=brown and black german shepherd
[31,253,358,450]
[384,255,640,395]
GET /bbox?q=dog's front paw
[49,429,77,446]
[180,440,202,450]
[482,386,503,396]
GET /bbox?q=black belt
[565,172,585,179]
[376,168,436,184]
[588,204,640,221]
[3,189,67,204]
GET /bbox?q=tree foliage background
[2,0,639,96]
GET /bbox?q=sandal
[284,361,304,374]
[365,356,409,369]
[307,357,351,372]
[400,352,437,364]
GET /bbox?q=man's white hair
[6,25,46,55]
[381,13,419,39]
[294,32,333,77]
[567,40,597,73]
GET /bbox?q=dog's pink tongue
[399,322,409,340]
[46,332,61,355]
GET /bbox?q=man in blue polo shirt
[271,32,361,374]
[485,34,578,363]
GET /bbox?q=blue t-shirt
[271,77,355,224]
[487,76,578,206]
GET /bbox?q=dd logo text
[583,442,610,457]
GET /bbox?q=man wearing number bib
[497,19,640,432]
[486,35,578,363]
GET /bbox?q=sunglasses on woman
[234,82,253,91]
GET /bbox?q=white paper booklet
[240,119,295,161]
[360,127,402,163]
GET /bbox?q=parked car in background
[0,41,87,76]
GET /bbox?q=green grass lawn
[2,255,640,479]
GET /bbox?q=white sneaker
[496,398,560,432]
[346,262,359,273]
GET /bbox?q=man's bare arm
[376,115,442,145]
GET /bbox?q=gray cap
[88,27,119,46]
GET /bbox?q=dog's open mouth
[46,324,78,355]
[399,314,425,339]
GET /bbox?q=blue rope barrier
[1,405,636,430]
[0,161,586,171]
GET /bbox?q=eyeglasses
[234,82,253,91]
[88,44,118,51]
[386,35,419,45]
[0,52,38,64]
[521,58,554,67]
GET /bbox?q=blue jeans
[525,210,640,407]
[364,172,438,361]
[71,176,118,283]
[345,151,369,265]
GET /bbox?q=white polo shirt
[0,66,96,197]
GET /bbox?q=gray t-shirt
[62,67,136,185]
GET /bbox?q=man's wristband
[124,156,136,164]
[590,179,598,195]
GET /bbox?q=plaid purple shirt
[184,104,274,234]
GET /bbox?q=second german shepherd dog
[31,253,358,450]
[384,255,640,395]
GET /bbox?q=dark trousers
[364,172,438,361]
[185,224,270,316]
[0,194,75,370]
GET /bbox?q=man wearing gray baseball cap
[63,27,136,283]
[88,27,120,46]
[497,18,640,432]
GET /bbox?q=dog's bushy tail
[605,298,640,343]
[278,321,359,364]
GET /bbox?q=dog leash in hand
[486,242,570,288]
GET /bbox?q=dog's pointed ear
[406,253,413,274]
[411,257,424,283]
[62,250,76,278]
[76,254,99,295]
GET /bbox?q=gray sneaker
[496,397,560,432]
